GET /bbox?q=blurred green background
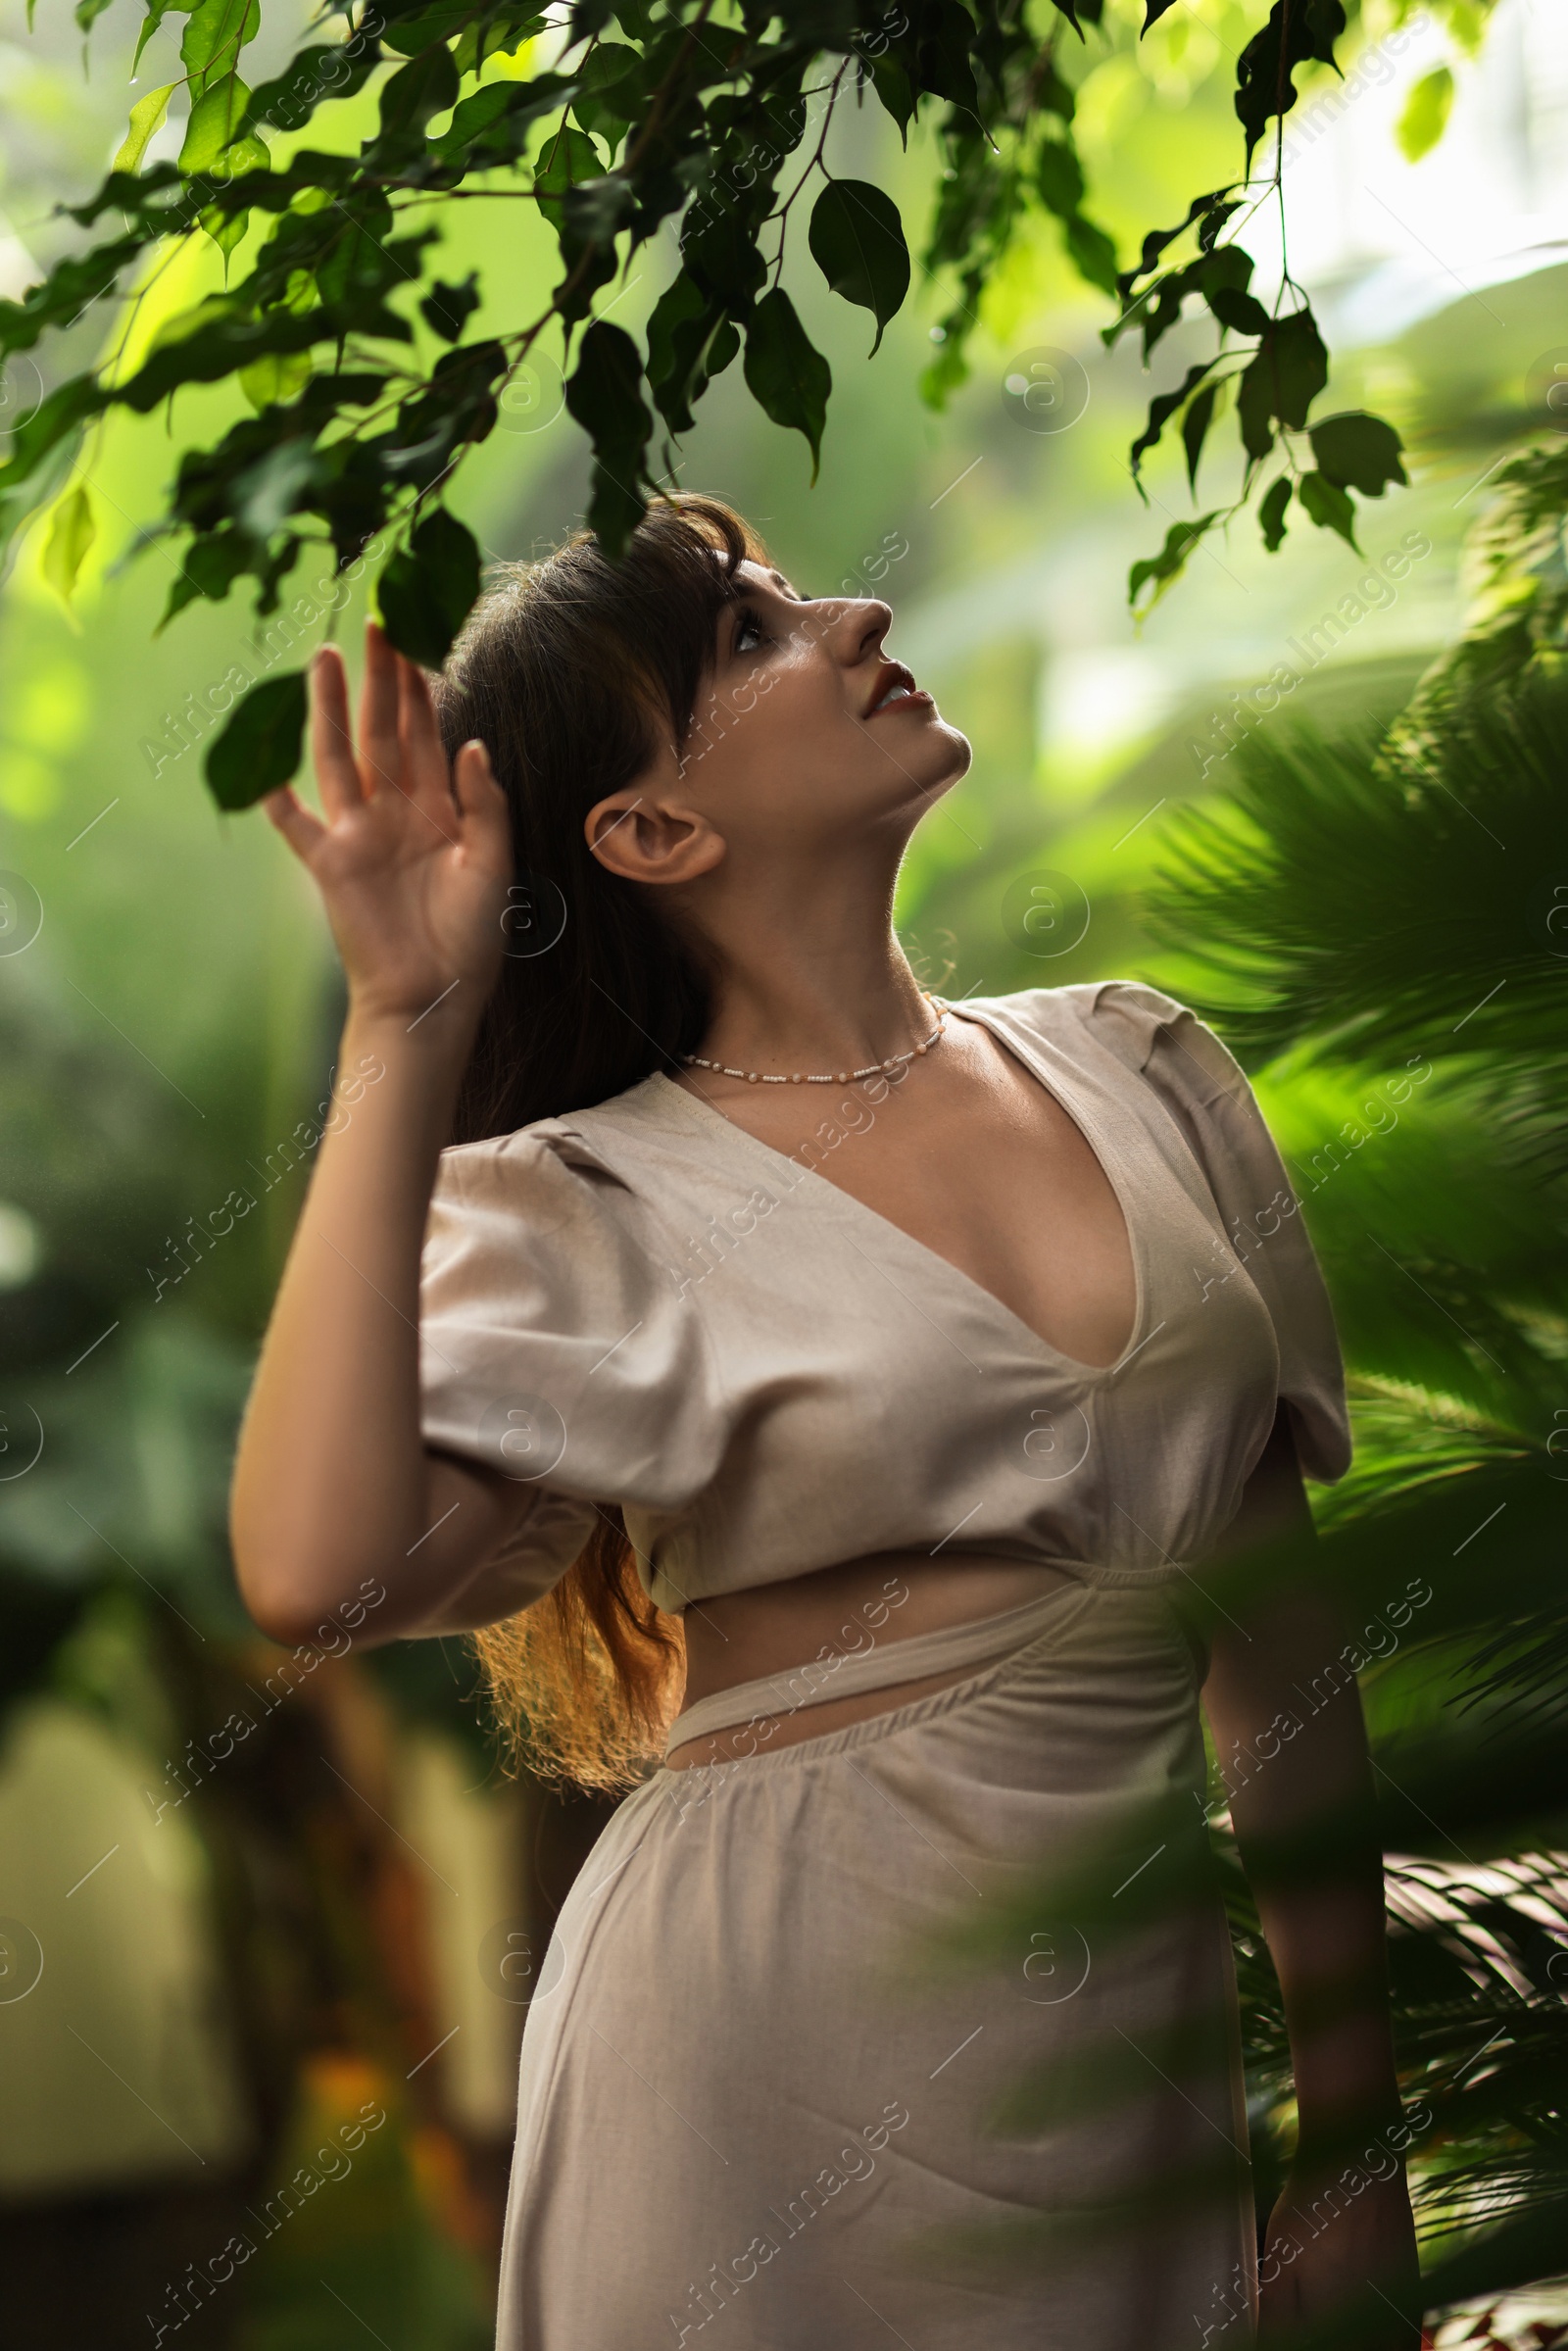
[2,0,1566,2342]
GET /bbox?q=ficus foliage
[5,0,1421,808]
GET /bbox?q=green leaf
[0,419,86,579]
[0,378,107,503]
[145,291,241,356]
[919,331,969,411]
[1258,474,1291,552]
[1118,243,1254,366]
[238,350,313,411]
[200,199,252,269]
[234,437,318,539]
[1298,468,1359,551]
[1235,0,1347,166]
[907,0,980,110]
[178,78,253,173]
[808,180,909,358]
[1033,134,1119,312]
[156,527,256,629]
[419,273,481,342]
[1115,188,1241,305]
[1236,308,1329,462]
[919,266,983,413]
[1062,213,1118,302]
[1129,514,1221,614]
[180,0,259,101]
[382,0,495,55]
[1235,367,1275,465]
[1036,139,1085,217]
[432,73,578,169]
[564,319,654,557]
[221,130,267,175]
[645,271,734,437]
[114,81,175,174]
[376,506,482,668]
[205,670,308,810]
[242,40,385,141]
[571,40,640,144]
[1130,360,1214,481]
[1034,58,1077,122]
[1183,379,1221,494]
[561,173,635,250]
[743,289,831,483]
[679,183,768,310]
[1396,65,1454,164]
[863,52,914,138]
[377,40,461,139]
[131,0,180,77]
[1309,411,1407,497]
[1208,285,1272,337]
[41,483,97,607]
[535,124,603,231]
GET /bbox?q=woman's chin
[894,747,968,824]
[850,713,971,823]
[924,717,973,788]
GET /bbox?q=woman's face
[588,557,970,890]
[686,559,971,846]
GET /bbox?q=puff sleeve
[1087,981,1352,1484]
[417,1122,723,1594]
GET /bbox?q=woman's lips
[865,661,933,715]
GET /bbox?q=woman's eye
[734,607,765,654]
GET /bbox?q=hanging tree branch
[0,0,1408,807]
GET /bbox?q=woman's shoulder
[433,1069,695,1197]
[969,978,1200,1061]
[974,980,1257,1123]
[422,1073,701,1315]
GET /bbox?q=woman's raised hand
[263,620,513,1031]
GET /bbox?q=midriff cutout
[666,1550,1078,1771]
[664,1655,1000,1769]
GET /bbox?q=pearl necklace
[683,998,949,1087]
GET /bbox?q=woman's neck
[679,861,934,1079]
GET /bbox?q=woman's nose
[824,597,892,665]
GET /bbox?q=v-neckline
[652,996,1150,1382]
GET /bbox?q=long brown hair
[428,493,770,1791]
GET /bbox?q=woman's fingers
[262,783,329,860]
[358,619,402,799]
[310,624,486,873]
[398,655,462,838]
[452,738,511,869]
[309,645,365,819]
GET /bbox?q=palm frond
[1400,439,1568,749]
[1317,1378,1538,1528]
[1461,1609,1568,1724]
[1147,665,1568,1133]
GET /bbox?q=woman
[231,495,1421,2348]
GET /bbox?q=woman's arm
[1203,1408,1422,2348]
[229,621,537,1647]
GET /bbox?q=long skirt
[495,1576,1257,2349]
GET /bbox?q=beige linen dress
[416,982,1351,2351]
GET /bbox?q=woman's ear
[585,791,726,888]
